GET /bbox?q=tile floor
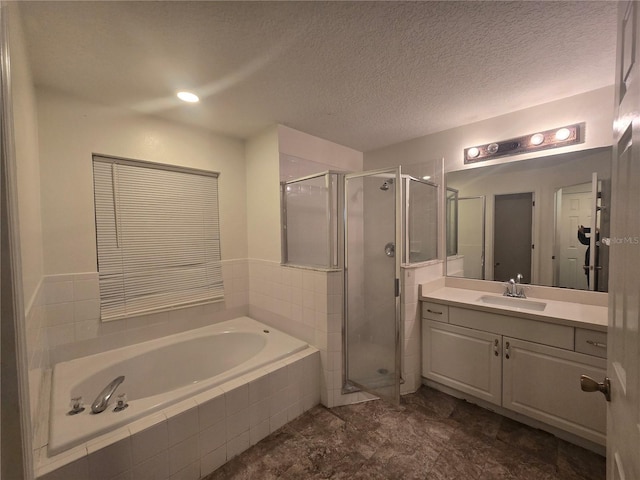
[202,386,605,480]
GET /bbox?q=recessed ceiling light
[422,175,431,181]
[530,133,545,145]
[177,91,200,103]
[555,128,571,141]
[467,147,480,159]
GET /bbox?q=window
[92,154,223,321]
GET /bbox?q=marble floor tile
[201,386,605,480]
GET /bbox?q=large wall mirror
[445,146,611,292]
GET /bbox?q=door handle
[384,242,395,257]
[580,375,611,402]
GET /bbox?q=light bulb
[555,128,571,141]
[530,133,544,145]
[487,143,499,154]
[467,147,480,159]
[177,91,200,103]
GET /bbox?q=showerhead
[380,179,394,191]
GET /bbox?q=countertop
[420,285,608,332]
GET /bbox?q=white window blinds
[92,155,223,321]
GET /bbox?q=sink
[476,295,547,311]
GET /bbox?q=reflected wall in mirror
[446,147,611,292]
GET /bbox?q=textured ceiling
[19,1,617,152]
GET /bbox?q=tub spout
[91,376,125,414]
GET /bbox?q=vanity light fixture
[463,122,584,164]
[177,91,200,103]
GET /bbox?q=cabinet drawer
[422,302,448,322]
[575,329,607,358]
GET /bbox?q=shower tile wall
[401,262,443,394]
[247,260,377,407]
[247,259,433,406]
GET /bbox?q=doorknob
[580,375,611,402]
[384,242,395,257]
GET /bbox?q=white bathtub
[48,316,308,456]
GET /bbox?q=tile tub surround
[35,348,320,479]
[42,259,250,361]
[204,385,605,480]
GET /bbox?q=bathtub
[47,316,309,457]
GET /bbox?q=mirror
[445,147,611,292]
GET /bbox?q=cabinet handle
[493,339,499,356]
[586,339,607,349]
[427,309,443,315]
[505,341,510,359]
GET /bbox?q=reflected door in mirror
[556,183,591,290]
[494,192,533,282]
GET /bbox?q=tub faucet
[91,376,125,414]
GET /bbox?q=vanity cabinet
[502,337,606,445]
[422,320,501,405]
[421,302,607,445]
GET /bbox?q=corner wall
[245,126,281,262]
[6,5,46,468]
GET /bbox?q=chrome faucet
[91,376,125,414]
[504,274,526,298]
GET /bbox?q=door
[557,182,592,290]
[606,2,640,478]
[458,196,486,280]
[344,168,401,404]
[493,192,533,282]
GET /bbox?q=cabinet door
[502,337,606,445]
[422,320,501,406]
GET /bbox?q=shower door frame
[280,170,344,269]
[403,175,439,265]
[342,167,402,405]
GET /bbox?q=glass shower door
[344,168,401,404]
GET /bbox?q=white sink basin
[476,295,547,311]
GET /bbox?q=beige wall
[245,124,364,263]
[364,86,614,173]
[10,5,43,307]
[37,89,247,275]
[278,124,363,173]
[246,126,281,262]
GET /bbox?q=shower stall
[281,167,438,404]
[343,168,438,404]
